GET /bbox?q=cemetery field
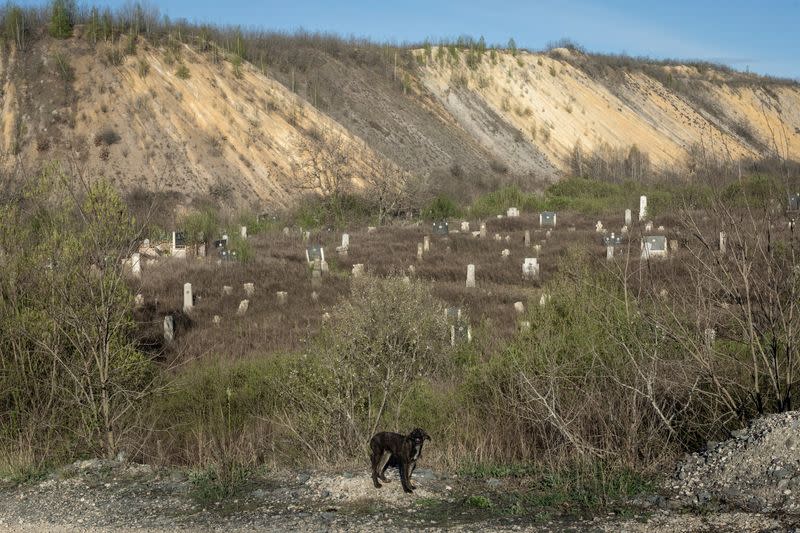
[133,209,687,362]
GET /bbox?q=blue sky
[30,0,800,78]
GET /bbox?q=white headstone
[461,221,470,232]
[240,226,247,239]
[644,221,653,232]
[417,242,424,260]
[183,283,193,313]
[595,221,603,233]
[719,231,726,253]
[480,223,487,238]
[367,226,376,233]
[606,245,614,261]
[621,225,629,234]
[518,321,531,331]
[352,263,364,277]
[311,291,319,302]
[341,233,350,249]
[131,253,141,278]
[507,207,520,217]
[244,283,255,297]
[533,244,541,254]
[524,230,531,247]
[466,264,476,288]
[276,291,288,306]
[163,315,174,343]
[539,294,550,307]
[236,299,249,316]
[523,258,539,279]
[212,315,221,326]
[501,248,510,258]
[513,301,525,314]
[625,209,632,226]
[639,196,647,221]
[283,227,290,236]
[423,236,430,252]
[223,285,233,296]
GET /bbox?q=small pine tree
[49,0,75,39]
[508,37,517,56]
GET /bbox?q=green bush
[422,195,461,220]
[281,276,451,459]
[175,64,191,79]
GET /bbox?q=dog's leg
[379,453,392,482]
[408,461,417,489]
[400,461,413,494]
[370,449,382,488]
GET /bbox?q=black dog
[369,428,431,493]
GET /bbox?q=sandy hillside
[2,36,799,209]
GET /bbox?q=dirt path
[0,459,793,532]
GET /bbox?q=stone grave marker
[306,245,324,264]
[212,315,221,326]
[641,235,668,259]
[183,283,193,313]
[518,321,531,331]
[719,231,726,253]
[445,307,462,322]
[606,245,614,261]
[479,223,487,238]
[244,283,255,297]
[450,323,472,346]
[625,209,632,226]
[240,226,247,239]
[644,221,653,232]
[466,264,476,288]
[669,239,679,252]
[336,234,350,256]
[639,195,647,221]
[237,299,249,316]
[595,221,604,233]
[513,301,525,314]
[523,258,539,279]
[602,233,624,246]
[417,243,424,260]
[223,285,233,296]
[352,264,364,277]
[507,207,520,217]
[423,236,430,251]
[276,291,288,306]
[163,315,174,343]
[461,221,470,232]
[501,249,510,259]
[432,221,449,235]
[131,253,141,278]
[539,212,556,227]
[524,230,531,247]
[311,269,322,288]
[790,193,800,212]
[172,231,187,258]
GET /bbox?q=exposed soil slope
[1,37,799,208]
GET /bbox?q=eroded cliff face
[2,36,798,208]
[417,47,800,172]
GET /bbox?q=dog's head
[408,428,431,445]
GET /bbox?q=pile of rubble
[672,411,800,513]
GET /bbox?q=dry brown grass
[133,209,692,361]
